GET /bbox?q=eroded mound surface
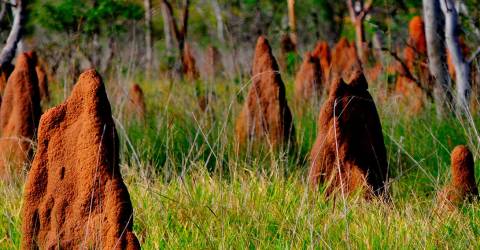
[294,52,323,102]
[0,52,41,177]
[309,72,388,197]
[235,36,295,149]
[21,69,140,249]
[438,145,478,206]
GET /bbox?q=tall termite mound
[395,16,429,114]
[309,71,388,197]
[127,83,146,121]
[0,52,41,177]
[26,51,50,103]
[438,145,478,206]
[235,36,295,149]
[21,69,140,249]
[312,41,331,87]
[182,42,199,81]
[294,52,323,102]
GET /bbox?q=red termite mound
[0,53,41,177]
[330,38,361,84]
[235,36,295,149]
[36,63,50,103]
[312,41,331,86]
[395,16,430,114]
[0,63,13,95]
[182,42,199,81]
[294,52,323,102]
[438,145,478,206]
[279,34,297,71]
[21,69,140,249]
[127,83,146,121]
[309,71,388,197]
[25,51,50,103]
[205,45,222,79]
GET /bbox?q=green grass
[2,74,480,249]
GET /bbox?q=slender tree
[0,0,26,67]
[144,0,153,77]
[210,0,225,44]
[423,0,452,116]
[346,0,373,63]
[160,0,191,74]
[287,0,297,46]
[440,0,480,112]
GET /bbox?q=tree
[440,0,480,112]
[423,0,452,116]
[287,0,297,46]
[0,0,26,68]
[160,0,190,76]
[144,0,153,77]
[346,0,373,63]
[34,0,143,74]
[210,0,225,44]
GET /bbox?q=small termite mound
[127,83,146,122]
[0,63,13,95]
[312,41,331,87]
[438,145,478,207]
[294,52,323,102]
[182,42,199,81]
[205,45,223,80]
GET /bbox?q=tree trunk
[0,2,7,23]
[354,19,366,58]
[287,0,297,46]
[210,0,225,44]
[161,0,190,75]
[423,0,452,116]
[347,0,372,63]
[440,0,471,112]
[0,0,26,67]
[144,0,153,76]
[161,1,174,56]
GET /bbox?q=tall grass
[1,72,480,249]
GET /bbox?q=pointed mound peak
[253,35,280,75]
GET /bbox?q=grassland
[1,74,480,249]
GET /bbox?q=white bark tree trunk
[423,0,452,116]
[0,0,26,67]
[440,0,471,112]
[161,1,174,56]
[144,0,153,76]
[210,0,225,44]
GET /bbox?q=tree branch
[358,0,373,20]
[0,0,25,67]
[468,47,480,64]
[161,0,181,43]
[346,0,357,23]
[180,0,190,40]
[380,47,433,100]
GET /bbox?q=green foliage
[33,0,142,35]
